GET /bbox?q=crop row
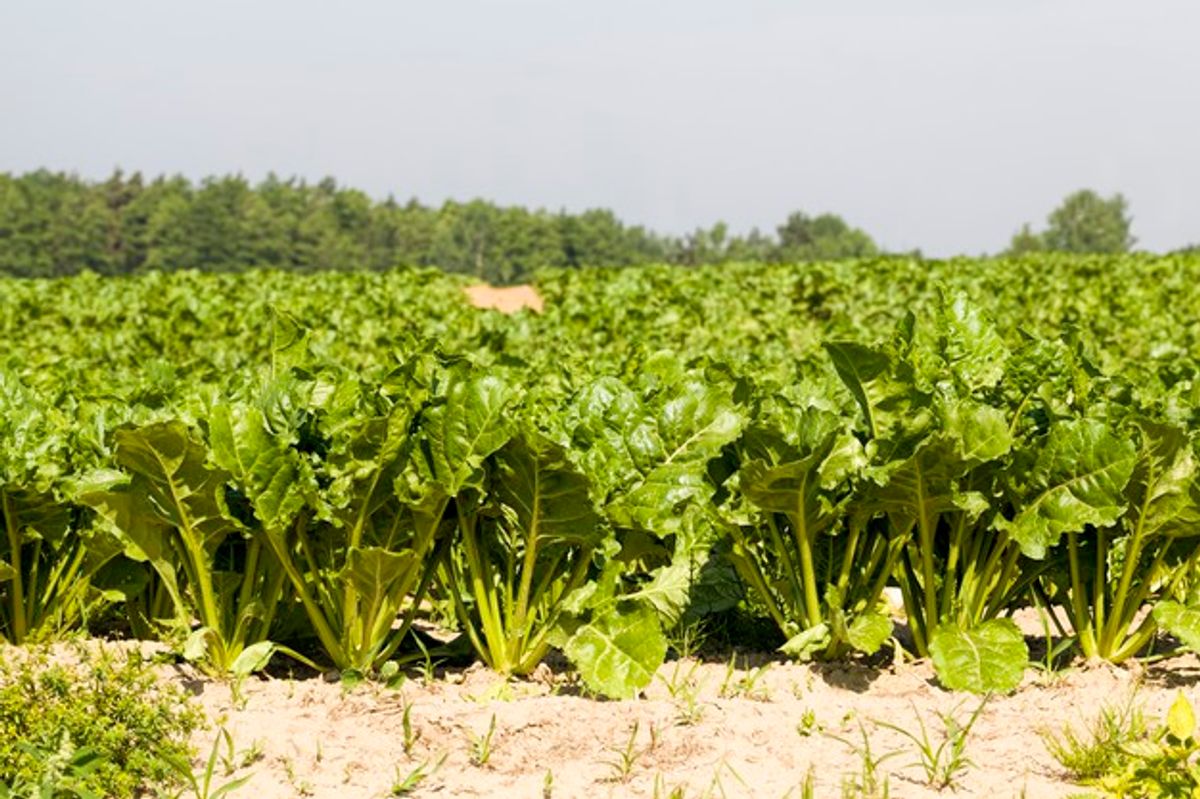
[5,267,1200,697]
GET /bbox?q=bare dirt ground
[463,284,544,313]
[182,650,1200,799]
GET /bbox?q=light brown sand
[186,651,1200,798]
[463,284,544,313]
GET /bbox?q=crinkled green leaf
[493,433,602,549]
[230,641,279,678]
[847,611,893,655]
[607,380,743,536]
[997,419,1136,559]
[562,603,667,699]
[209,403,311,529]
[929,619,1028,694]
[418,371,516,495]
[780,623,832,661]
[933,292,1009,391]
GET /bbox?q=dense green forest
[0,170,883,283]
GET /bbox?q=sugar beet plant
[440,431,604,676]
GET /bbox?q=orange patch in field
[463,284,544,313]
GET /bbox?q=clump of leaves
[0,645,204,798]
[1049,692,1200,798]
[1042,693,1146,782]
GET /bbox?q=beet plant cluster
[4,256,1200,697]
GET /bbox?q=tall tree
[1008,189,1136,255]
[775,212,878,261]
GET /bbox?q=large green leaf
[562,603,668,700]
[209,403,311,529]
[112,422,232,551]
[847,611,893,654]
[493,433,602,549]
[75,468,186,618]
[418,371,516,496]
[606,380,744,536]
[930,292,1009,392]
[929,619,1028,694]
[1126,421,1200,539]
[997,419,1137,558]
[340,546,418,604]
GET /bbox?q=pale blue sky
[2,1,1196,254]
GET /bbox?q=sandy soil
[463,284,544,313]
[182,650,1200,799]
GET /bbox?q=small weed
[229,738,265,774]
[797,767,817,799]
[162,726,253,799]
[674,683,705,726]
[827,721,898,799]
[1081,692,1200,797]
[874,696,989,789]
[0,646,203,799]
[668,618,710,660]
[659,660,705,726]
[652,773,688,799]
[0,731,104,799]
[542,769,554,798]
[1028,592,1077,684]
[412,636,444,686]
[659,659,702,698]
[796,708,822,738]
[389,754,446,796]
[280,757,314,797]
[717,654,771,701]
[468,714,498,767]
[401,697,421,756]
[379,660,406,690]
[1041,693,1146,781]
[602,721,647,783]
[840,772,890,799]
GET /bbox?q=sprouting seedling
[797,767,817,799]
[651,773,687,799]
[826,720,899,799]
[674,682,705,726]
[874,696,989,789]
[412,635,444,686]
[160,726,253,799]
[468,714,498,767]
[718,653,739,697]
[401,697,421,756]
[718,654,771,700]
[542,769,554,799]
[796,708,821,737]
[389,754,446,796]
[602,721,646,783]
[659,659,703,699]
[1028,591,1076,682]
[658,660,705,726]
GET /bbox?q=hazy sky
[2,1,1197,255]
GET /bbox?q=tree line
[0,170,1160,284]
[0,170,880,283]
